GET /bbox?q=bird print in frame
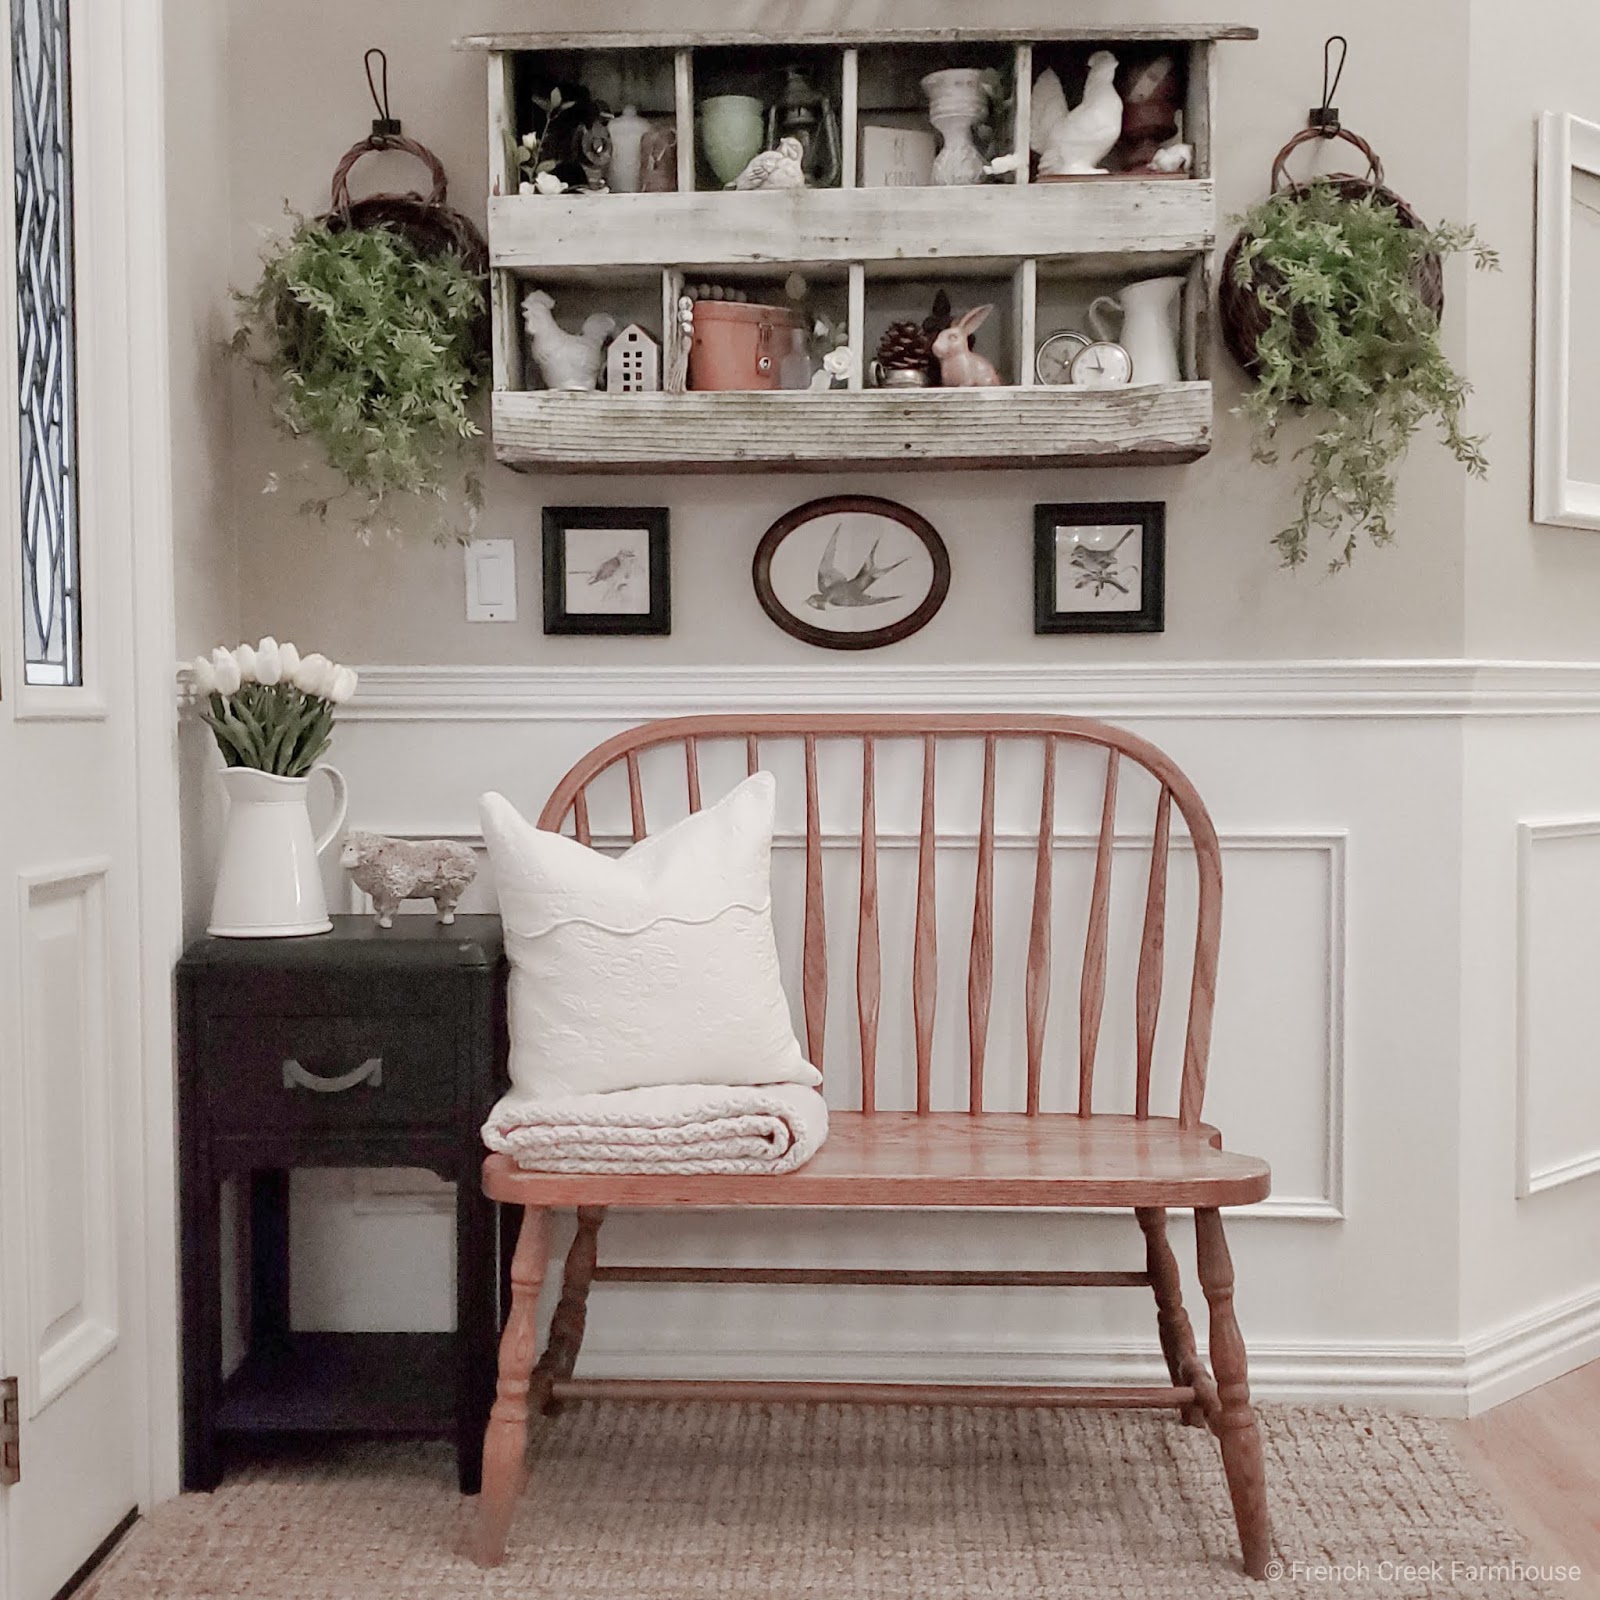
[1033,501,1165,635]
[753,496,950,651]
[543,506,670,635]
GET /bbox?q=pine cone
[876,319,933,371]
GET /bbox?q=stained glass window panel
[11,0,78,687]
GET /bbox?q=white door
[0,0,161,1592]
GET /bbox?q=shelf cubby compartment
[863,265,1024,388]
[690,45,846,192]
[854,41,1020,189]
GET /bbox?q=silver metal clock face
[1035,330,1091,386]
[1069,339,1135,388]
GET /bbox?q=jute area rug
[87,1402,1565,1600]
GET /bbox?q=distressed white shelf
[487,182,1217,275]
[491,384,1213,473]
[466,23,1255,473]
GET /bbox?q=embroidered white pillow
[479,772,819,1099]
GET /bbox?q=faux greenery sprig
[190,639,356,777]
[233,216,488,544]
[1231,183,1498,571]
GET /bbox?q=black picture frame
[1033,502,1165,635]
[542,506,671,636]
[752,495,951,651]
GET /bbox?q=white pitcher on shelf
[1088,275,1186,386]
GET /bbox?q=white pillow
[479,772,819,1099]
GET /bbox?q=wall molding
[317,660,1600,723]
[348,828,1347,1224]
[1515,817,1600,1197]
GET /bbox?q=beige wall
[224,0,1485,667]
[167,0,238,935]
[1461,0,1600,657]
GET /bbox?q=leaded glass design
[11,0,78,686]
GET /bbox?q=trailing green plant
[1230,183,1498,571]
[233,214,488,544]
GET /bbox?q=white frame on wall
[1534,110,1600,530]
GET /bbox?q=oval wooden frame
[752,495,951,652]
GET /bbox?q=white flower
[234,643,258,684]
[210,646,241,696]
[190,654,217,695]
[293,652,333,698]
[326,665,359,704]
[277,641,301,681]
[254,637,282,686]
[534,171,566,196]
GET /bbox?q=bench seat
[481,1111,1271,1210]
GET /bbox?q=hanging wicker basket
[1219,127,1445,381]
[267,132,492,363]
[321,133,488,274]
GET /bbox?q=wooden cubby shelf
[464,23,1256,474]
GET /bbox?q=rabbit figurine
[931,304,1003,387]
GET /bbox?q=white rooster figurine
[1031,53,1123,177]
[728,135,807,191]
[521,289,616,391]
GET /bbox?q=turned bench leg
[535,1207,607,1415]
[467,1205,550,1568]
[1195,1207,1272,1581]
[1135,1206,1206,1427]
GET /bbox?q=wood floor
[1448,1359,1600,1599]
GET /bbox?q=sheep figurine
[339,831,478,928]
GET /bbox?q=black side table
[177,915,507,1493]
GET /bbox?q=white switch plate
[465,538,516,622]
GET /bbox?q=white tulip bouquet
[189,638,357,777]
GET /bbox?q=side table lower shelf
[217,1332,457,1436]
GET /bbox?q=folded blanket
[483,1082,829,1176]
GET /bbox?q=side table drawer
[201,1014,462,1132]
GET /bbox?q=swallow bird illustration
[807,525,908,610]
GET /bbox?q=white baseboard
[1462,1282,1600,1415]
[575,1281,1600,1418]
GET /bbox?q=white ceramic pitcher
[208,765,348,938]
[1088,275,1186,386]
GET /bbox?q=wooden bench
[469,714,1273,1577]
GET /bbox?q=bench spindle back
[536,715,1222,1128]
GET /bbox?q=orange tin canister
[687,300,810,391]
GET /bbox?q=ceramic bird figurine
[1031,54,1123,177]
[521,289,616,391]
[728,135,807,191]
[808,525,907,610]
[1150,141,1194,174]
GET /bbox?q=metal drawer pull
[281,1056,383,1094]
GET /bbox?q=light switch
[465,539,516,621]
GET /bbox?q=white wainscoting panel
[1516,818,1600,1195]
[238,659,1600,1409]
[16,861,119,1410]
[345,823,1345,1222]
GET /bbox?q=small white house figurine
[522,288,616,391]
[728,135,807,191]
[1031,54,1123,177]
[340,831,478,928]
[607,324,660,392]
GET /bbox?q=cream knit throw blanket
[483,1082,829,1176]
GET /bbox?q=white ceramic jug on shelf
[1088,275,1186,386]
[207,764,348,938]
